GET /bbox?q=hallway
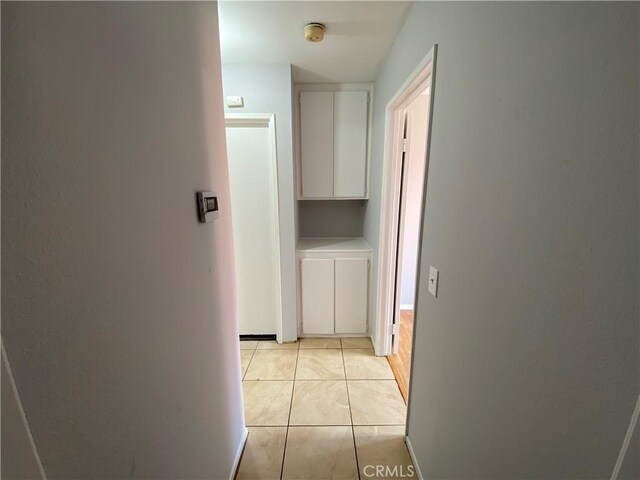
[237,338,414,479]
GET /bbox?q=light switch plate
[225,95,244,108]
[428,266,439,297]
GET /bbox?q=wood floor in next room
[237,337,415,480]
[387,310,414,403]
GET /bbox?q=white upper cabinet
[299,90,369,199]
[334,91,368,198]
[300,91,334,198]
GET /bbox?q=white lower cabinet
[301,259,334,335]
[334,258,368,334]
[298,238,371,335]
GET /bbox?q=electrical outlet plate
[428,266,439,297]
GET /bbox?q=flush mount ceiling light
[304,23,326,43]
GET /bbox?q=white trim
[229,426,249,480]
[225,114,285,343]
[405,46,439,433]
[404,435,424,480]
[374,46,438,356]
[296,83,373,92]
[1,341,47,480]
[611,394,640,480]
[399,304,414,311]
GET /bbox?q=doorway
[225,114,283,341]
[388,87,431,401]
[374,47,437,404]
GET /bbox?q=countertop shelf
[297,237,372,253]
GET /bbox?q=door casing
[373,46,438,358]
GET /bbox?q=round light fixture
[304,23,326,43]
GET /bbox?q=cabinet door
[335,258,368,334]
[301,258,335,334]
[300,91,334,198]
[334,91,368,198]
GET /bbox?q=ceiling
[218,1,411,83]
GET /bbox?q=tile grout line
[244,348,299,382]
[241,339,405,478]
[279,341,300,480]
[241,345,258,381]
[341,342,362,480]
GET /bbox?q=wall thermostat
[225,96,244,108]
[197,191,219,223]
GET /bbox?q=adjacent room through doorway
[388,85,431,402]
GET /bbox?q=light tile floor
[236,338,414,480]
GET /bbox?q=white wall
[1,2,245,478]
[221,64,298,342]
[399,92,430,308]
[365,2,639,478]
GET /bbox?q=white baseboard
[611,395,640,480]
[229,427,249,480]
[1,341,47,480]
[400,305,414,311]
[405,435,424,480]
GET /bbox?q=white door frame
[225,113,284,343]
[374,46,438,356]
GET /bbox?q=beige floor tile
[236,427,287,480]
[299,337,342,349]
[241,350,254,378]
[257,340,299,350]
[348,381,406,425]
[296,349,345,380]
[343,349,395,380]
[341,337,373,349]
[353,426,414,480]
[240,340,259,350]
[282,426,358,479]
[244,350,297,380]
[243,381,293,426]
[289,381,351,426]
